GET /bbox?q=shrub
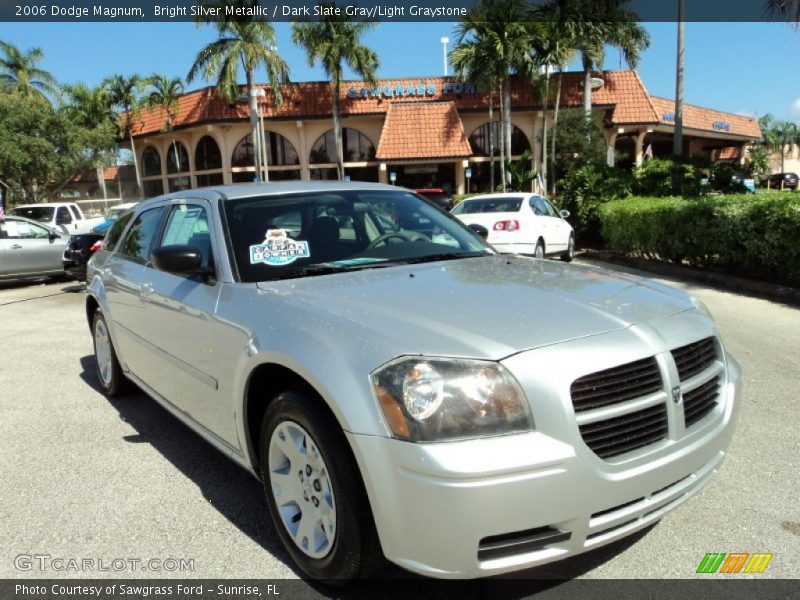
[599,193,800,282]
[634,158,706,197]
[556,164,633,244]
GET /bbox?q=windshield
[452,197,523,215]
[11,206,55,223]
[223,190,491,282]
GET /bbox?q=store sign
[663,112,675,122]
[712,121,731,132]
[347,81,477,99]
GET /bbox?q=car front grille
[578,404,669,459]
[683,376,722,428]
[570,357,662,412]
[671,337,717,381]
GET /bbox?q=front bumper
[349,336,741,578]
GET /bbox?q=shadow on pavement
[78,354,657,599]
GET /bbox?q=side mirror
[467,223,489,240]
[559,209,571,219]
[151,245,205,276]
[48,231,61,241]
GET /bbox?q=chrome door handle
[10,244,22,250]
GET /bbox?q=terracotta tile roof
[376,102,471,160]
[128,71,759,142]
[650,96,761,139]
[70,165,136,183]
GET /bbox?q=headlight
[371,357,533,442]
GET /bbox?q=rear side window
[119,208,164,263]
[452,198,522,214]
[104,211,134,253]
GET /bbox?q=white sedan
[451,193,575,261]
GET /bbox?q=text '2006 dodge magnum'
[86,182,740,581]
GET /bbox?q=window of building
[143,180,164,199]
[309,128,376,164]
[142,146,162,177]
[231,132,299,167]
[168,176,192,193]
[195,136,222,171]
[196,173,224,187]
[167,142,190,174]
[469,123,531,157]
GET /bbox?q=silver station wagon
[86,182,741,581]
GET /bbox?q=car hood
[257,254,694,360]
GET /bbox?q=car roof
[461,193,532,201]
[134,181,414,209]
[13,202,76,208]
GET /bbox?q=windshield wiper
[261,262,394,282]
[391,251,489,265]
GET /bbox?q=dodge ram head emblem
[671,385,683,404]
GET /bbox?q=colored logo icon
[696,552,773,574]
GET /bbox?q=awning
[376,101,472,161]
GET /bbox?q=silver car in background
[86,182,741,581]
[0,215,69,281]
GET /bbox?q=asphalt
[0,262,797,593]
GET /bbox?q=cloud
[792,98,800,118]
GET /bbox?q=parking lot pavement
[0,263,798,587]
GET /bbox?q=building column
[219,126,233,185]
[605,130,619,167]
[739,143,748,166]
[378,163,388,185]
[455,160,466,195]
[634,129,648,167]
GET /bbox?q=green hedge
[599,193,800,282]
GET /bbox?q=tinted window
[530,196,549,216]
[105,211,134,252]
[452,198,522,214]
[119,208,164,263]
[160,205,214,270]
[56,206,73,224]
[11,206,54,223]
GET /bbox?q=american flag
[643,144,654,160]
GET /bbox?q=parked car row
[1,202,137,283]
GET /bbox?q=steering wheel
[365,232,414,250]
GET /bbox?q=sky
[3,20,800,121]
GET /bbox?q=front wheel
[259,391,383,582]
[92,310,130,396]
[561,235,575,262]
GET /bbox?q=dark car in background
[63,203,137,280]
[766,172,798,191]
[414,188,453,210]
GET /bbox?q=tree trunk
[540,71,550,192]
[97,166,107,199]
[498,80,507,193]
[550,70,562,195]
[332,71,345,181]
[129,131,143,200]
[246,71,262,181]
[583,64,592,119]
[502,72,512,186]
[489,94,494,193]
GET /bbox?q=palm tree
[61,82,116,199]
[771,120,800,174]
[144,74,185,173]
[292,11,378,181]
[674,0,686,156]
[451,33,501,191]
[0,41,58,99]
[764,0,800,23]
[455,0,531,192]
[104,74,145,199]
[188,3,289,180]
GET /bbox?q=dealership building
[113,70,761,198]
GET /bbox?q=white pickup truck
[10,203,105,235]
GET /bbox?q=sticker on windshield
[250,229,310,266]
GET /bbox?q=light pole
[440,37,449,77]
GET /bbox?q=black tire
[259,391,383,583]
[561,235,575,262]
[91,310,130,396]
[534,239,545,259]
